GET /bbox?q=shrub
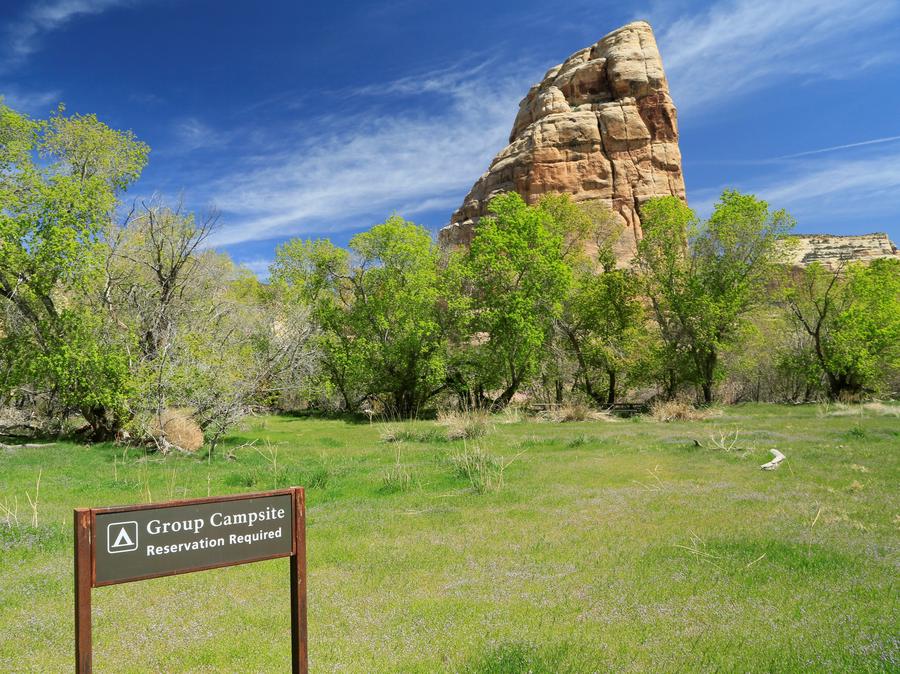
[437,409,492,440]
[148,408,204,452]
[537,404,613,423]
[649,399,708,422]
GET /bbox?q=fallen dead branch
[760,449,785,470]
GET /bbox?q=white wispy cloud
[172,117,230,153]
[658,0,900,113]
[688,146,900,229]
[167,0,900,248]
[762,152,900,214]
[776,135,900,159]
[3,0,137,65]
[205,63,534,247]
[0,85,61,114]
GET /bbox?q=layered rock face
[440,20,685,260]
[784,233,900,269]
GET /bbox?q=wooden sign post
[74,487,307,673]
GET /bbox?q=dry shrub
[649,399,709,422]
[150,409,204,452]
[538,404,614,423]
[437,409,493,440]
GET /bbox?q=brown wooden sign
[74,488,307,673]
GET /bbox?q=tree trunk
[699,350,717,404]
[80,405,119,441]
[491,378,520,412]
[606,369,616,406]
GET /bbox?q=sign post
[74,487,307,673]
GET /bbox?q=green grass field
[1,404,898,672]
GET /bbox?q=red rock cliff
[440,20,686,260]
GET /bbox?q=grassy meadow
[1,403,898,672]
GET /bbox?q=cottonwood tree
[550,200,650,407]
[273,216,446,416]
[113,198,218,359]
[0,102,148,438]
[453,193,589,410]
[781,258,900,400]
[272,238,367,411]
[637,191,794,403]
[560,263,649,405]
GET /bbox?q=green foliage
[0,101,148,437]
[272,236,370,410]
[782,258,900,399]
[36,310,134,422]
[41,106,149,190]
[2,96,894,437]
[273,215,447,415]
[560,263,650,405]
[453,193,580,409]
[637,191,794,402]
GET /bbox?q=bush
[148,408,204,452]
[649,399,708,422]
[437,409,492,440]
[537,404,613,423]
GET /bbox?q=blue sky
[2,0,899,275]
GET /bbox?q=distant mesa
[440,20,899,267]
[784,233,900,269]
[440,20,685,261]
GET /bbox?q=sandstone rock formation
[440,20,685,260]
[783,233,900,269]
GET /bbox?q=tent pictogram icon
[107,521,138,553]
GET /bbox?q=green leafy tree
[454,192,581,410]
[781,258,900,399]
[637,191,794,403]
[272,238,365,410]
[274,216,447,415]
[560,264,649,405]
[0,102,148,437]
